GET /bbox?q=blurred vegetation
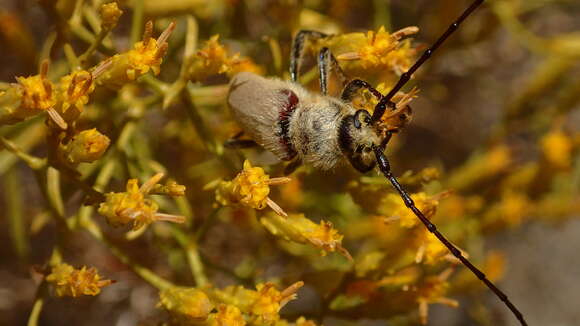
[0,0,579,325]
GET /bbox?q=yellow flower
[381,192,439,228]
[45,263,113,297]
[499,191,530,227]
[329,26,418,76]
[541,128,573,169]
[100,2,123,31]
[416,271,458,325]
[0,61,68,129]
[151,180,187,197]
[486,145,512,174]
[188,35,263,82]
[260,213,351,259]
[414,230,448,265]
[158,286,214,324]
[214,160,290,217]
[55,71,94,121]
[16,74,55,112]
[208,282,303,325]
[96,21,175,88]
[60,128,110,165]
[98,173,185,230]
[208,304,246,326]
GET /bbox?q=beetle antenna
[371,0,485,122]
[372,145,527,326]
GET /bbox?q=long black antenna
[373,147,527,326]
[371,0,485,122]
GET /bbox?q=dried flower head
[45,263,113,297]
[158,286,214,324]
[214,160,290,217]
[98,173,186,230]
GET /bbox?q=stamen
[157,21,176,46]
[47,108,68,130]
[266,197,288,217]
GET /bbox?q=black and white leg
[290,30,327,82]
[317,47,347,95]
[341,79,383,102]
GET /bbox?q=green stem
[130,0,144,45]
[0,136,47,170]
[4,168,29,260]
[26,284,46,326]
[172,227,208,286]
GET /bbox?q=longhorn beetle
[226,0,527,325]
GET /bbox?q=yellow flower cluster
[97,21,175,88]
[45,263,113,297]
[98,173,186,230]
[215,160,290,217]
[261,213,351,259]
[188,35,263,82]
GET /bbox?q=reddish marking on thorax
[278,89,298,160]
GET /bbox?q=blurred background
[1,0,579,325]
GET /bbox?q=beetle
[226,0,527,325]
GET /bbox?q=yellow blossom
[55,71,94,122]
[188,35,263,82]
[416,271,458,325]
[214,160,290,217]
[261,213,352,259]
[151,180,187,196]
[381,192,439,228]
[208,304,246,326]
[100,2,123,31]
[327,26,418,76]
[499,191,530,227]
[60,128,110,165]
[541,128,573,169]
[158,286,214,324]
[96,21,175,88]
[45,263,113,297]
[98,173,186,230]
[0,61,67,129]
[355,251,385,277]
[414,230,448,265]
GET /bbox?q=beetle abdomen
[228,72,306,160]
